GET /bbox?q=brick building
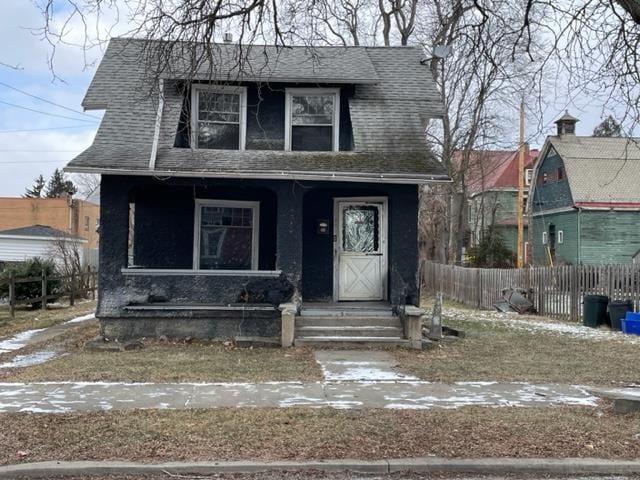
[0,197,99,249]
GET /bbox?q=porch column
[97,175,133,317]
[274,182,304,305]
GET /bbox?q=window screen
[291,94,335,151]
[196,91,240,150]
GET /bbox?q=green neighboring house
[529,112,640,265]
[465,147,538,258]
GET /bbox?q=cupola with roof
[554,111,579,136]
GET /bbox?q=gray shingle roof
[0,224,85,240]
[70,146,446,182]
[68,37,447,184]
[547,136,640,204]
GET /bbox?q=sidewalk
[0,380,601,412]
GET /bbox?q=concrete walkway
[0,380,600,413]
[314,350,419,381]
[0,312,95,369]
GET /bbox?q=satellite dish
[433,44,453,59]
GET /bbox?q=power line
[0,100,98,123]
[0,81,101,120]
[0,125,95,133]
[0,149,82,152]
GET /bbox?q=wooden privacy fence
[421,261,640,322]
[0,267,98,320]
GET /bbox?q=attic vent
[223,33,233,44]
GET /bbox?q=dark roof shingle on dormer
[67,37,448,183]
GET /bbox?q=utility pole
[516,100,525,268]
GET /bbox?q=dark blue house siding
[302,184,419,305]
[532,151,573,213]
[98,175,419,339]
[132,183,278,270]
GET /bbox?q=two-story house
[464,147,538,260]
[529,112,640,265]
[65,38,448,347]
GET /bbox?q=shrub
[467,229,516,268]
[0,258,62,308]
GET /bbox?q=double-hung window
[193,200,259,270]
[191,85,247,150]
[285,88,340,151]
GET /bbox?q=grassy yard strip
[0,339,323,383]
[0,300,96,339]
[1,404,639,465]
[396,315,640,385]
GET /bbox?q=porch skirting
[99,308,280,341]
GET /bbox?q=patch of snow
[0,329,46,354]
[324,366,419,382]
[63,312,96,324]
[445,306,640,343]
[0,351,59,369]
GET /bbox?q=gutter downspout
[148,79,165,171]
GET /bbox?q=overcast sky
[0,2,621,198]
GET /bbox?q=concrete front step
[300,308,393,318]
[294,336,410,348]
[295,325,404,337]
[296,316,401,327]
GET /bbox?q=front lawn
[396,312,640,386]
[0,329,323,383]
[0,300,96,339]
[1,404,639,465]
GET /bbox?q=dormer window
[285,88,340,152]
[191,85,247,150]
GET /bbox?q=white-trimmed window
[193,199,259,270]
[191,85,247,150]
[558,230,564,244]
[525,168,533,186]
[285,88,340,152]
[542,231,548,245]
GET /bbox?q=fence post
[41,270,47,311]
[8,271,15,320]
[88,266,96,301]
[69,271,76,307]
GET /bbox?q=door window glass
[342,205,379,253]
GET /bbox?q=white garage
[0,224,87,264]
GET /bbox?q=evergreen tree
[593,115,623,137]
[24,174,46,198]
[44,169,77,198]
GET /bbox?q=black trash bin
[583,295,609,328]
[609,299,634,331]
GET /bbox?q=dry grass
[396,314,640,386]
[0,300,96,339]
[1,404,639,466]
[0,333,323,383]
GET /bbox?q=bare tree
[72,173,101,200]
[48,236,91,297]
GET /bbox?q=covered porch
[97,175,424,346]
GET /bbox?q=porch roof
[68,147,449,183]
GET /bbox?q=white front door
[334,198,388,301]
